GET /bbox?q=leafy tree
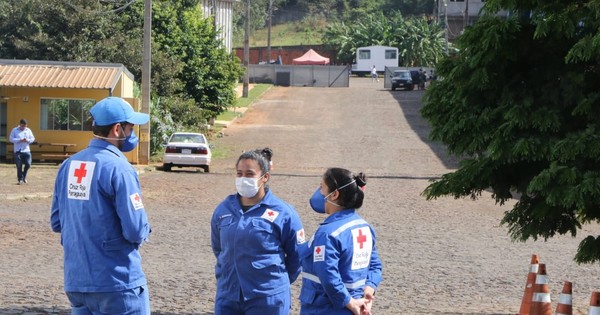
[421,0,600,264]
[394,15,446,66]
[152,1,243,118]
[0,0,243,155]
[322,12,445,66]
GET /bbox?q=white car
[162,132,211,172]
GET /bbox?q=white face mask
[235,175,264,198]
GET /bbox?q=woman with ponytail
[299,168,382,315]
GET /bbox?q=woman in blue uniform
[211,150,306,315]
[300,168,382,315]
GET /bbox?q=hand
[345,297,366,315]
[361,286,375,315]
[20,138,27,142]
[363,286,375,303]
[360,299,373,315]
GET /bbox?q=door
[0,102,7,160]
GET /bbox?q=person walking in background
[300,168,382,315]
[370,65,379,82]
[419,68,427,90]
[50,97,152,315]
[211,149,306,315]
[10,118,35,185]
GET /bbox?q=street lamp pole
[463,0,469,29]
[444,0,448,53]
[140,0,152,164]
[243,0,250,97]
[267,0,273,64]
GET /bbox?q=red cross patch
[297,228,306,244]
[313,245,325,262]
[129,192,144,210]
[261,209,279,222]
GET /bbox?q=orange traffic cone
[530,263,552,315]
[519,254,540,315]
[589,292,600,315]
[555,281,572,315]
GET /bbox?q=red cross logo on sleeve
[268,211,274,217]
[315,247,322,254]
[74,163,88,183]
[356,229,367,249]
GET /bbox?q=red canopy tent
[292,49,330,65]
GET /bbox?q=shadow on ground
[388,88,461,170]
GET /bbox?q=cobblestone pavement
[1,77,599,314]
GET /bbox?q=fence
[247,64,350,88]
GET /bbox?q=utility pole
[433,0,438,24]
[267,0,273,64]
[444,0,449,53]
[140,0,151,165]
[212,0,218,30]
[463,0,469,29]
[243,0,250,97]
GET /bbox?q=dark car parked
[390,70,414,91]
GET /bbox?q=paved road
[1,77,599,314]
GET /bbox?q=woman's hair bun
[354,172,367,187]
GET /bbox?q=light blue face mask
[309,179,356,214]
[309,188,327,213]
[119,124,139,153]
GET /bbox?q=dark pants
[14,151,32,181]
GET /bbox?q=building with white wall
[437,0,507,41]
[201,0,238,52]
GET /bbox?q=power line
[65,0,137,15]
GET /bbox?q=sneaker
[23,179,27,184]
[17,180,23,185]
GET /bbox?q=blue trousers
[14,151,32,181]
[66,285,150,315]
[215,291,290,315]
[300,303,353,315]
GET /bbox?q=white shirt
[10,126,35,153]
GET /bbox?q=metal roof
[0,59,134,90]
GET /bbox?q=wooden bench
[40,153,72,159]
[5,151,73,163]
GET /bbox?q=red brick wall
[233,45,340,65]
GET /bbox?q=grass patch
[216,110,241,121]
[211,144,236,160]
[235,23,324,47]
[234,84,272,108]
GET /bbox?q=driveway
[1,77,598,314]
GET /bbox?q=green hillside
[233,21,325,47]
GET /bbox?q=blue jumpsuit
[299,210,382,315]
[211,189,306,315]
[50,139,151,313]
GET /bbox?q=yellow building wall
[3,74,142,164]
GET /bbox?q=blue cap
[90,97,149,126]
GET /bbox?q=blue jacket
[211,189,305,300]
[50,139,151,292]
[299,210,382,312]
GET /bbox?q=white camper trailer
[351,45,399,76]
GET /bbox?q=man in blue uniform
[51,97,152,315]
[9,118,35,185]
